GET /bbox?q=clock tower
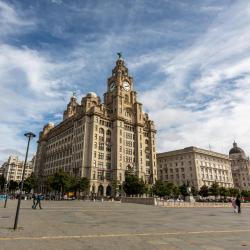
[103,54,157,185]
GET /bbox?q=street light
[3,163,10,208]
[13,132,35,230]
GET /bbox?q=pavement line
[31,209,136,212]
[0,229,250,241]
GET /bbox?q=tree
[23,173,38,193]
[241,190,250,198]
[219,187,229,199]
[152,180,168,198]
[199,185,209,198]
[74,177,90,197]
[123,173,146,196]
[50,169,72,196]
[165,182,176,197]
[191,186,198,196]
[172,185,180,198]
[0,175,6,191]
[228,188,240,197]
[179,184,189,197]
[9,180,19,193]
[209,182,220,197]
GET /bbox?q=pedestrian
[32,193,37,209]
[231,198,237,213]
[34,193,43,209]
[235,195,241,214]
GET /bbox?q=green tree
[228,188,240,197]
[209,182,220,197]
[165,182,176,197]
[241,190,250,198]
[219,187,229,199]
[123,173,146,196]
[0,175,6,191]
[152,180,168,198]
[9,180,19,193]
[74,177,90,196]
[199,185,209,198]
[191,186,198,196]
[50,169,72,196]
[23,173,38,193]
[179,184,188,197]
[172,185,180,198]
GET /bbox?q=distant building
[0,167,3,176]
[1,155,35,182]
[157,146,234,190]
[229,141,250,191]
[35,55,157,196]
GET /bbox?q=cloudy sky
[1,0,250,164]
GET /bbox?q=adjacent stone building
[1,155,35,182]
[157,146,234,190]
[229,141,250,191]
[35,55,157,196]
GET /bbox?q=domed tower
[229,141,250,190]
[63,93,79,120]
[229,141,246,159]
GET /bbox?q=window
[98,153,104,159]
[98,162,104,168]
[125,94,129,102]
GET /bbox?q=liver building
[35,55,157,196]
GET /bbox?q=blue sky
[1,0,250,164]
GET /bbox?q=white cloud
[138,1,250,155]
[0,0,34,37]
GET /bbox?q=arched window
[99,128,104,134]
[106,186,112,196]
[125,94,129,102]
[145,139,149,145]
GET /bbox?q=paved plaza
[0,200,250,250]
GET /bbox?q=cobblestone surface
[0,200,249,250]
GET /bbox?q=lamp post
[4,164,9,208]
[13,132,35,230]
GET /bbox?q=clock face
[110,82,116,91]
[123,81,130,91]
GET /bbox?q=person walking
[235,195,241,214]
[32,193,37,209]
[231,198,237,213]
[34,193,43,209]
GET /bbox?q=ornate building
[2,155,35,182]
[157,146,234,190]
[35,55,157,196]
[229,141,250,191]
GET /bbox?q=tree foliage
[209,182,220,197]
[152,180,168,198]
[0,175,6,191]
[45,170,90,197]
[199,185,209,197]
[123,173,146,196]
[74,177,90,194]
[23,173,38,193]
[179,183,189,197]
[228,188,240,197]
[9,180,19,193]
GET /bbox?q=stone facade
[157,147,234,190]
[2,155,35,182]
[35,56,157,196]
[229,141,250,191]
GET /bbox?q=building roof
[229,141,245,155]
[157,146,229,159]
